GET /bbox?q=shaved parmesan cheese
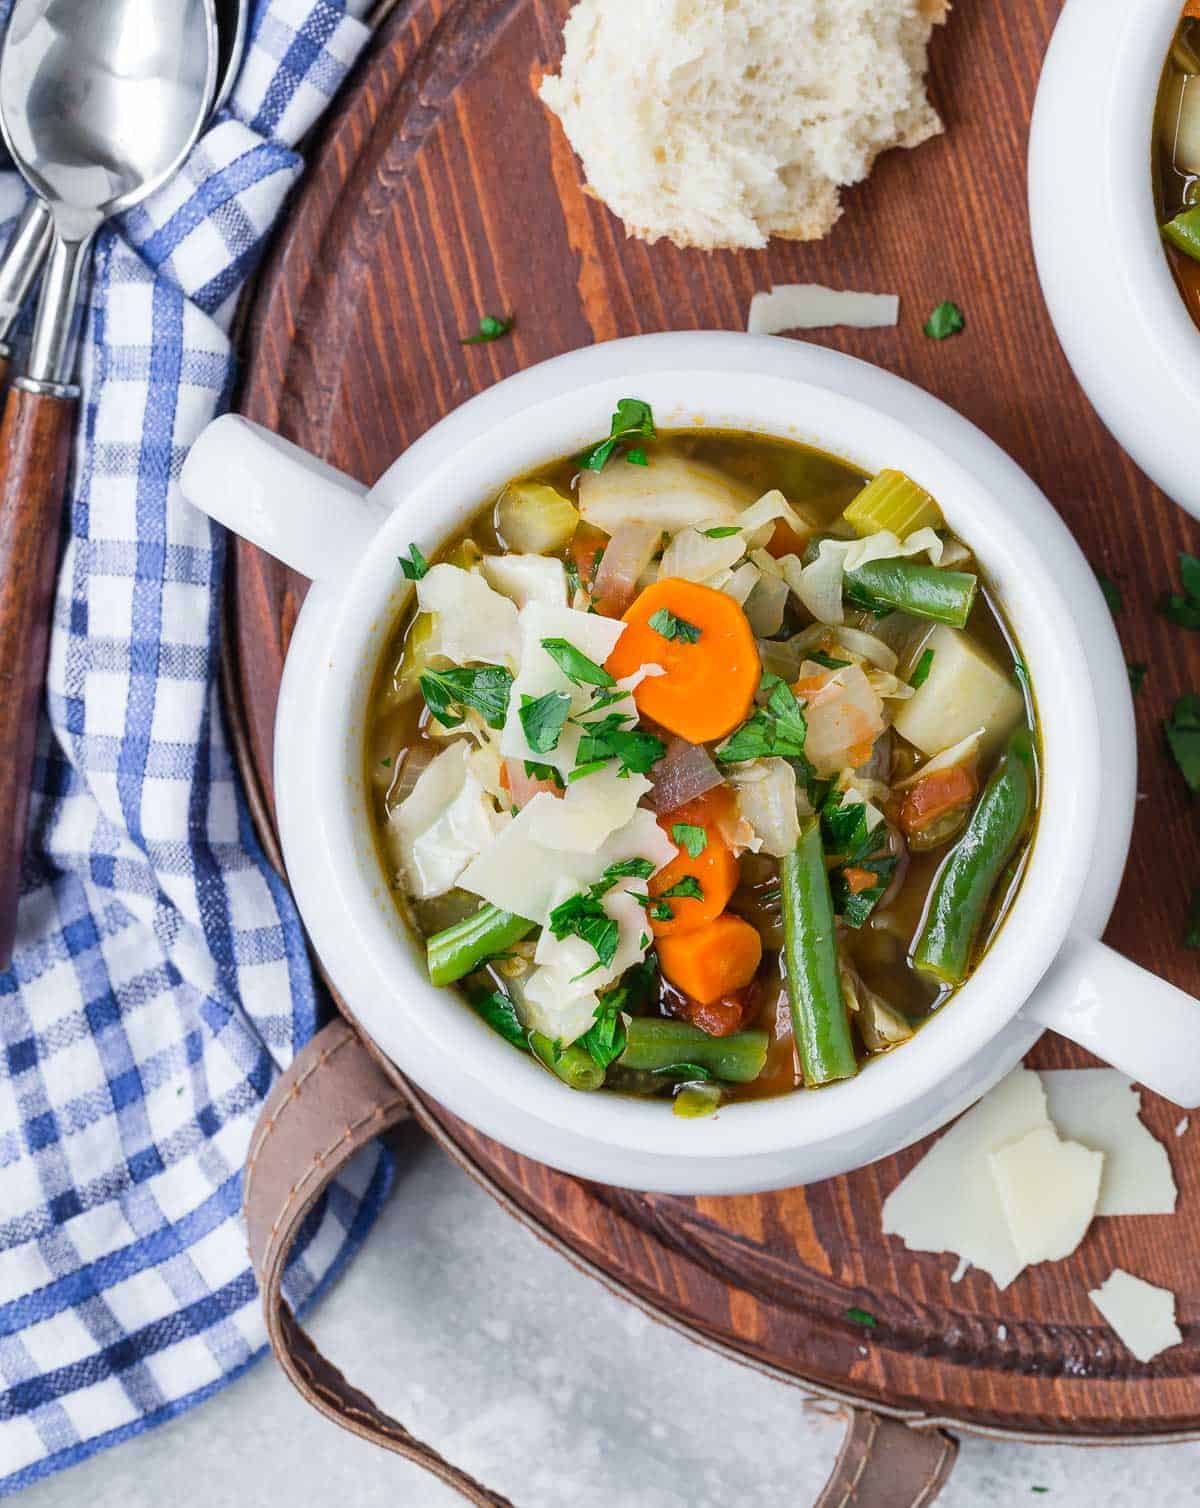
[388,742,500,899]
[882,1067,1051,1289]
[481,553,567,610]
[988,1126,1103,1266]
[416,564,521,667]
[1088,1270,1183,1364]
[530,765,650,852]
[747,284,900,335]
[499,601,626,777]
[1039,1071,1177,1217]
[1177,1117,1191,1138]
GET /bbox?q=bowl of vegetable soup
[1030,0,1200,518]
[183,332,1199,1193]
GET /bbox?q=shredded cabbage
[388,742,500,899]
[659,526,745,582]
[481,554,567,610]
[416,564,521,667]
[726,758,801,857]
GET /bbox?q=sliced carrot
[649,787,740,938]
[899,763,978,837]
[656,914,763,1006]
[605,578,760,743]
[1185,0,1200,19]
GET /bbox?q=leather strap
[243,1018,514,1507]
[816,1408,958,1508]
[244,1018,957,1507]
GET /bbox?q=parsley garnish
[846,1306,878,1328]
[808,650,851,671]
[1013,658,1032,693]
[548,860,657,977]
[567,759,609,783]
[419,665,513,729]
[648,608,702,644]
[597,858,656,888]
[1166,695,1200,793]
[653,1062,712,1082]
[379,756,392,767]
[541,637,615,688]
[821,792,898,928]
[717,677,810,767]
[910,648,935,689]
[578,993,627,1070]
[398,542,429,580]
[701,525,741,539]
[923,301,964,340]
[575,712,666,777]
[468,990,528,1050]
[1182,889,1200,949]
[523,759,565,788]
[658,876,703,903]
[1095,568,1123,615]
[518,690,570,754]
[577,398,656,471]
[1128,661,1148,697]
[671,823,707,859]
[564,556,582,597]
[626,447,648,466]
[1159,551,1200,628]
[460,314,513,345]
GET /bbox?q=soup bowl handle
[1021,935,1200,1106]
[180,415,390,581]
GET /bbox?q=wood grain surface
[0,382,76,966]
[229,0,1200,1437]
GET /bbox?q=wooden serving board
[228,0,1200,1440]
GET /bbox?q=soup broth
[1156,7,1200,327]
[365,415,1038,1114]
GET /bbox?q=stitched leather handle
[243,1019,514,1506]
[244,1018,956,1507]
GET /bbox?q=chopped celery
[443,537,483,570]
[391,611,440,702]
[496,480,579,553]
[842,469,943,539]
[1163,205,1200,265]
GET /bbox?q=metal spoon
[0,0,246,383]
[0,0,219,966]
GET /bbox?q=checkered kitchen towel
[0,0,394,1492]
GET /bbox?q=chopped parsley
[468,990,528,1051]
[1095,568,1123,615]
[821,792,898,928]
[1158,551,1200,628]
[419,665,513,729]
[846,1306,878,1328]
[1166,695,1200,794]
[717,675,810,767]
[671,823,707,859]
[657,876,704,903]
[648,607,702,644]
[577,398,656,471]
[548,860,657,978]
[518,690,570,754]
[807,650,851,671]
[701,525,741,539]
[1128,661,1148,697]
[398,542,429,580]
[460,313,513,344]
[653,1062,712,1082]
[541,637,615,688]
[910,648,935,689]
[578,993,627,1070]
[1013,657,1032,693]
[523,759,564,788]
[626,447,648,466]
[923,301,965,340]
[379,756,392,767]
[574,711,666,776]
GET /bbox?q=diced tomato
[842,866,877,896]
[899,763,978,837]
[665,984,757,1038]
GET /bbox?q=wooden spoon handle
[0,379,76,967]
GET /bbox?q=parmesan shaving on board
[1088,1270,1183,1364]
[747,285,900,335]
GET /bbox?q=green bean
[845,558,977,627]
[619,1018,768,1083]
[426,904,535,986]
[781,820,859,1087]
[528,1032,606,1091]
[1163,205,1200,265]
[913,726,1037,987]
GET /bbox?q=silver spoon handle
[25,227,94,392]
[0,197,52,348]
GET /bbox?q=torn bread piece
[882,1067,1050,1289]
[1088,1270,1183,1364]
[1040,1070,1177,1216]
[988,1126,1103,1267]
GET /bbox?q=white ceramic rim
[278,333,1104,1162]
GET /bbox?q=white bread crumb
[540,0,949,251]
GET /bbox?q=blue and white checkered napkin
[0,0,394,1492]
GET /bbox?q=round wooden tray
[226,0,1200,1441]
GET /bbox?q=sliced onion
[647,737,723,814]
[745,572,789,637]
[592,521,661,615]
[387,741,437,813]
[659,526,745,583]
[723,560,761,605]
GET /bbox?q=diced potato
[496,480,579,554]
[578,453,755,536]
[892,625,1023,757]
